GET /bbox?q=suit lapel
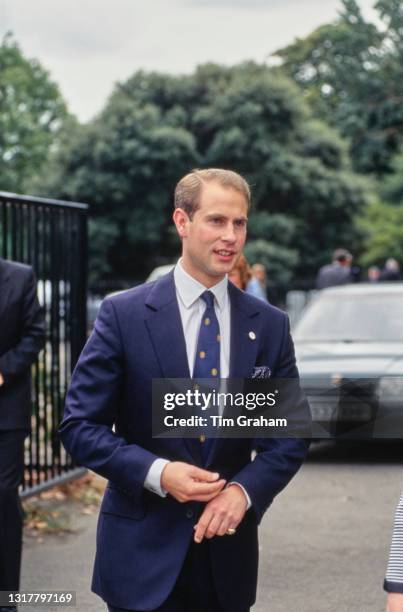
[144,271,201,463]
[0,259,12,322]
[228,283,261,379]
[144,271,190,380]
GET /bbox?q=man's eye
[211,218,223,224]
[235,220,247,228]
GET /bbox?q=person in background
[379,259,401,282]
[228,254,251,290]
[0,258,45,612]
[246,263,268,302]
[367,266,381,283]
[316,248,353,290]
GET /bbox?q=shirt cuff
[144,458,170,497]
[228,481,252,509]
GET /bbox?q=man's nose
[221,224,236,242]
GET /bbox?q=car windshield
[294,292,403,342]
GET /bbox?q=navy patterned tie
[193,290,220,461]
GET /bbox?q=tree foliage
[43,62,365,286]
[0,34,68,192]
[358,198,403,266]
[273,0,403,174]
[357,151,403,267]
[379,152,403,204]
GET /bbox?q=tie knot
[201,290,215,309]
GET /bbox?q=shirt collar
[174,259,228,311]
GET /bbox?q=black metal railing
[0,191,88,495]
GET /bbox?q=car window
[294,293,403,342]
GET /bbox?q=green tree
[379,152,403,204]
[45,62,365,287]
[357,153,403,268]
[42,94,199,284]
[0,34,68,192]
[358,198,403,266]
[273,0,403,174]
[243,212,298,288]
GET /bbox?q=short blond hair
[174,168,251,219]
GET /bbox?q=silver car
[293,283,403,438]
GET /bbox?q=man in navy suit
[60,168,310,612]
[0,258,45,612]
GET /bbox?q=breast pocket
[100,485,147,520]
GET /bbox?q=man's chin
[211,255,238,271]
[210,266,232,283]
[202,267,228,284]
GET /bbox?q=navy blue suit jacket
[60,271,309,610]
[0,258,45,430]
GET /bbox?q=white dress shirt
[174,260,230,378]
[144,260,251,508]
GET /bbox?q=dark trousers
[0,429,28,592]
[107,539,250,612]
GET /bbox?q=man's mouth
[214,249,236,261]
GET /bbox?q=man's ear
[173,208,190,238]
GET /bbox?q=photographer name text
[163,414,287,428]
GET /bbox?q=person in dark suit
[60,168,310,612]
[0,258,45,611]
[316,248,353,289]
[379,258,401,282]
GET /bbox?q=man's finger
[203,513,224,539]
[189,466,220,482]
[216,517,234,536]
[193,509,214,543]
[189,492,223,502]
[188,487,227,502]
[186,478,226,498]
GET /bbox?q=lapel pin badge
[248,331,256,340]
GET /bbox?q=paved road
[255,441,403,612]
[21,441,403,611]
[21,505,99,612]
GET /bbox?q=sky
[0,0,377,123]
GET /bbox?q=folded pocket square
[251,366,272,379]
